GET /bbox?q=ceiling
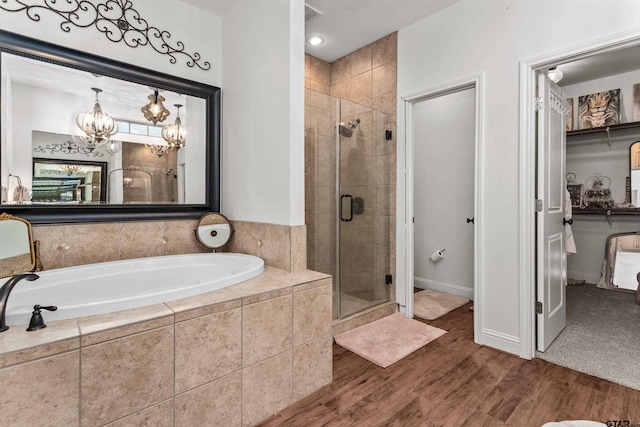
[179,0,640,86]
[181,0,463,63]
[555,45,640,87]
[4,53,187,111]
[302,0,463,62]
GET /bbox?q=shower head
[338,118,360,138]
[338,124,353,137]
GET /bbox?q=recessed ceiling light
[306,35,325,46]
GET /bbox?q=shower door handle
[340,194,353,222]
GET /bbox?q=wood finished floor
[259,302,640,427]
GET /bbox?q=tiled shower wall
[329,32,398,120]
[304,32,398,310]
[121,142,178,203]
[338,99,393,307]
[304,89,335,277]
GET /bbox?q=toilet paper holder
[430,249,445,262]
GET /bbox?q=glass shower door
[337,98,392,318]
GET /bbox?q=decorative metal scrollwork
[0,0,211,71]
[33,140,105,158]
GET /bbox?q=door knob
[466,218,474,224]
[563,218,573,225]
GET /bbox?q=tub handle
[27,304,57,332]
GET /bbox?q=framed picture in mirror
[32,158,107,203]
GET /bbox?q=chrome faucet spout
[0,273,39,332]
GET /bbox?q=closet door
[536,72,567,352]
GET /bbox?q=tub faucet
[0,273,39,332]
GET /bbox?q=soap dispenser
[27,305,57,331]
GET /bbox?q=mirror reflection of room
[0,212,35,279]
[1,52,206,206]
[32,157,106,203]
[117,142,179,204]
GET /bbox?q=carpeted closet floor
[537,283,640,391]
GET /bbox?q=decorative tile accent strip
[0,0,211,70]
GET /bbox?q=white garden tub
[5,252,264,326]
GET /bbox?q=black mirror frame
[0,29,220,224]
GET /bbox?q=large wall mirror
[0,30,220,223]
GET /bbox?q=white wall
[413,88,475,300]
[1,1,307,226]
[398,0,640,356]
[221,0,305,225]
[0,0,221,86]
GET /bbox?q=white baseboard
[479,329,520,356]
[567,271,600,284]
[413,277,474,300]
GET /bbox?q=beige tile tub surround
[243,350,294,427]
[175,372,242,427]
[0,351,79,427]
[242,294,293,367]
[226,221,307,272]
[32,219,307,272]
[106,400,174,427]
[81,326,175,426]
[31,219,204,270]
[0,268,332,427]
[175,307,242,393]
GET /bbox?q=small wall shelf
[574,207,640,215]
[567,121,640,137]
[573,207,640,225]
[567,122,640,218]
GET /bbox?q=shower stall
[305,92,393,319]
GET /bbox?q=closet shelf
[567,121,640,137]
[574,207,640,216]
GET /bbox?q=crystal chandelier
[76,88,118,150]
[60,164,82,176]
[141,89,170,125]
[104,140,121,156]
[162,104,186,148]
[145,143,173,158]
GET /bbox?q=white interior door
[536,72,567,352]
